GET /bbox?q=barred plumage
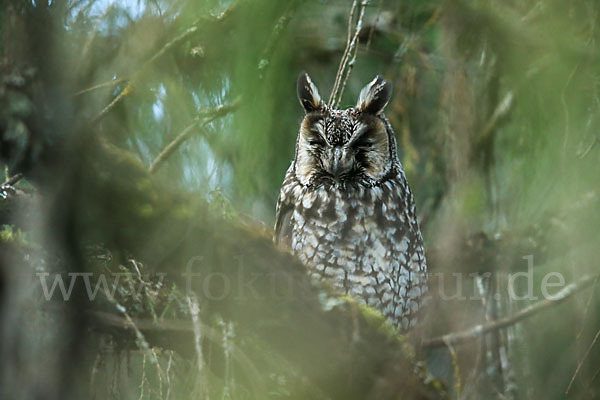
[275,73,427,330]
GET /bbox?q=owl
[275,73,427,331]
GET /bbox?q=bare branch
[329,0,357,106]
[90,84,133,124]
[73,78,126,97]
[478,90,514,146]
[329,0,367,107]
[149,98,242,174]
[566,326,600,394]
[423,274,600,348]
[2,173,23,187]
[187,294,208,399]
[334,1,367,108]
[335,20,362,108]
[74,4,115,80]
[87,2,239,122]
[258,0,301,79]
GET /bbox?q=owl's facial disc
[295,112,391,186]
[349,117,391,180]
[294,73,395,187]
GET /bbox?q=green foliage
[3,0,600,399]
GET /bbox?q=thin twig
[144,26,199,71]
[165,351,173,400]
[149,97,242,174]
[111,302,168,388]
[187,294,208,399]
[89,351,102,393]
[335,30,360,106]
[87,2,238,122]
[2,173,23,187]
[335,1,368,108]
[577,136,599,159]
[89,23,198,123]
[444,338,462,396]
[74,0,96,23]
[566,326,600,395]
[138,353,147,400]
[336,35,360,107]
[258,0,301,79]
[90,310,264,393]
[587,366,600,392]
[75,4,115,80]
[478,90,514,146]
[74,78,126,97]
[91,84,133,124]
[576,275,599,339]
[329,0,359,106]
[423,274,600,348]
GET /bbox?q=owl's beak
[331,146,346,177]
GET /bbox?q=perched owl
[275,73,427,330]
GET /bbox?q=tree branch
[476,90,514,148]
[423,273,600,348]
[149,97,242,174]
[2,173,23,187]
[88,2,239,123]
[329,0,367,108]
[257,0,301,79]
[73,78,126,97]
[329,0,358,106]
[335,1,367,108]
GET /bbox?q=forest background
[1,0,600,399]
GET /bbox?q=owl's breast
[290,181,415,275]
[291,185,365,269]
[287,177,427,330]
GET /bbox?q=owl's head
[294,72,397,188]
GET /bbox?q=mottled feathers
[275,72,427,330]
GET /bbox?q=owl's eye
[353,133,376,149]
[307,135,326,146]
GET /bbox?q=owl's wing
[275,165,296,247]
[274,199,293,247]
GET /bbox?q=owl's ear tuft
[297,72,323,113]
[356,76,392,115]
